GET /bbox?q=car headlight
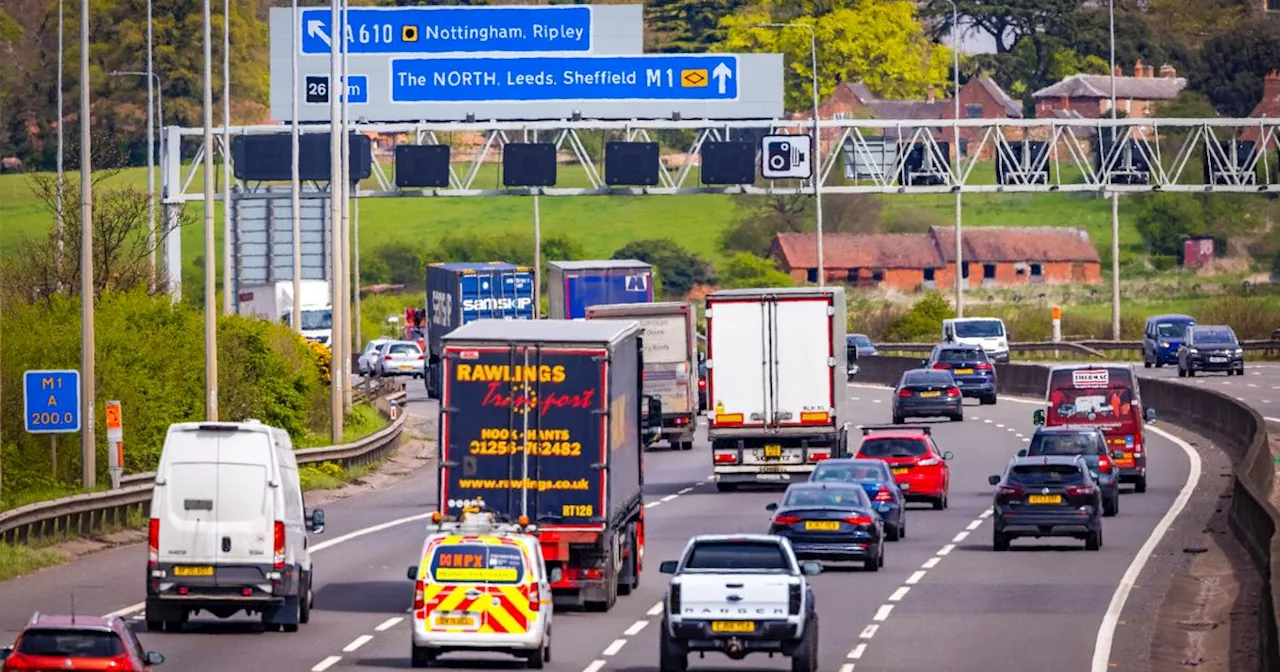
[1235,348,1243,355]
[1160,342,1169,348]
[1189,348,1198,354]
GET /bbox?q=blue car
[925,344,997,405]
[809,458,907,541]
[1143,314,1195,368]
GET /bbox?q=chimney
[927,85,936,103]
[1134,58,1145,77]
[1159,63,1177,79]
[1113,64,1123,77]
[1145,65,1155,77]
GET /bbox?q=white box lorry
[237,280,334,346]
[704,287,851,491]
[585,301,698,450]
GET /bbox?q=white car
[357,339,391,376]
[374,340,425,378]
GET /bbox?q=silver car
[374,340,425,378]
[357,338,391,376]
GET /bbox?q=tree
[1132,193,1266,259]
[887,291,954,342]
[717,252,794,289]
[922,0,1083,57]
[719,193,884,257]
[1194,22,1280,117]
[612,239,714,297]
[647,0,748,53]
[715,0,952,112]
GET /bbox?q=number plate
[432,614,478,629]
[398,364,413,370]
[804,520,840,531]
[892,467,908,475]
[955,368,974,374]
[173,566,214,577]
[1027,494,1061,504]
[920,391,941,398]
[711,621,755,633]
[763,445,782,458]
[1209,356,1227,363]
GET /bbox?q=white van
[144,421,325,633]
[942,317,1010,362]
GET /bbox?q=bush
[716,253,794,289]
[612,239,714,297]
[0,290,330,506]
[305,340,333,387]
[885,291,954,342]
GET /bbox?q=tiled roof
[773,232,943,270]
[974,76,1024,118]
[929,227,1101,263]
[1032,74,1186,101]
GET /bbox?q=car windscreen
[938,348,986,363]
[299,308,332,330]
[428,543,525,584]
[1193,328,1236,345]
[1009,464,1086,486]
[684,541,790,571]
[812,463,887,483]
[902,371,952,387]
[783,485,869,509]
[850,334,873,347]
[953,320,1004,338]
[859,437,929,458]
[1155,321,1192,338]
[388,343,421,356]
[1028,433,1102,457]
[16,629,125,657]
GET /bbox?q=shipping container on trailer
[704,287,851,491]
[585,301,698,450]
[423,262,535,398]
[546,260,654,319]
[438,319,657,612]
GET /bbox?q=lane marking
[979,509,993,519]
[660,494,678,503]
[645,501,662,509]
[921,557,940,569]
[849,643,867,659]
[872,605,894,621]
[888,586,910,602]
[602,639,627,656]
[859,624,878,639]
[344,635,373,652]
[647,601,664,616]
[583,660,607,672]
[904,570,927,585]
[1266,416,1280,423]
[375,617,402,632]
[624,620,648,636]
[937,543,955,556]
[966,519,983,531]
[951,531,969,543]
[677,487,693,495]
[984,419,993,424]
[312,656,342,672]
[839,665,855,672]
[1090,424,1202,672]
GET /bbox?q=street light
[1108,0,1121,340]
[327,0,343,444]
[202,0,219,421]
[755,22,825,286]
[108,70,163,283]
[79,0,96,489]
[944,0,963,316]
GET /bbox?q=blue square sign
[23,369,81,433]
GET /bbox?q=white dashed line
[872,605,894,621]
[995,423,1005,428]
[1248,383,1259,388]
[888,586,910,602]
[983,419,993,424]
[839,664,855,672]
[937,543,955,556]
[873,399,882,404]
[661,494,678,503]
[647,601,664,616]
[311,656,342,672]
[980,509,993,518]
[624,620,648,636]
[849,643,868,659]
[859,624,879,639]
[644,501,662,509]
[966,519,983,531]
[951,531,969,543]
[375,617,402,632]
[602,639,627,656]
[922,557,940,569]
[677,487,693,495]
[343,635,373,652]
[904,570,927,585]
[1015,433,1024,438]
[582,660,607,672]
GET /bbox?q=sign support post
[1052,305,1062,359]
[105,400,123,489]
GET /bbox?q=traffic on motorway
[1,269,1200,672]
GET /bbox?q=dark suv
[1177,325,1244,377]
[1019,427,1118,517]
[925,345,997,405]
[988,456,1103,551]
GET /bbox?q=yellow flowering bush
[305,340,333,386]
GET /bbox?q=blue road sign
[390,55,739,103]
[345,75,368,104]
[23,370,81,434]
[299,6,592,56]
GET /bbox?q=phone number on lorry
[468,440,582,457]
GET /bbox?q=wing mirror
[659,560,679,574]
[1032,409,1045,425]
[988,475,1001,486]
[898,483,910,491]
[942,451,954,460]
[801,561,823,576]
[0,647,11,661]
[406,565,419,580]
[1016,449,1027,457]
[1144,408,1157,424]
[145,652,166,666]
[306,509,326,533]
[765,502,778,512]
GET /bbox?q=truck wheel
[618,526,637,596]
[658,621,688,672]
[681,441,693,451]
[715,482,738,493]
[789,617,817,672]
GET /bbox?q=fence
[853,355,1280,669]
[0,377,409,545]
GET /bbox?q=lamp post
[109,70,163,286]
[56,0,65,286]
[327,0,343,444]
[79,0,96,488]
[755,22,824,286]
[202,0,219,421]
[222,0,233,315]
[944,0,963,316]
[1108,0,1121,340]
[290,0,302,333]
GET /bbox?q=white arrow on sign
[307,20,331,48]
[712,63,733,95]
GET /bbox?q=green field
[0,160,1141,291]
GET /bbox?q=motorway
[1133,362,1280,426]
[0,382,1200,672]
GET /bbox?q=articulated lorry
[704,287,852,491]
[237,280,333,346]
[586,301,698,450]
[423,262,535,398]
[437,319,661,611]
[546,260,654,319]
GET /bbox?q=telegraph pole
[1108,0,1122,340]
[146,0,155,289]
[327,0,343,443]
[340,0,353,412]
[203,0,219,420]
[56,0,65,286]
[79,0,97,488]
[221,0,233,315]
[290,0,302,333]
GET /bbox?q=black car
[1177,324,1244,377]
[989,456,1103,551]
[1020,427,1119,517]
[925,345,997,405]
[765,482,885,571]
[892,369,963,423]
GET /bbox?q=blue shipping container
[425,262,535,356]
[547,260,654,319]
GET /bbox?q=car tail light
[273,521,286,571]
[897,388,913,398]
[385,355,393,361]
[998,484,1024,496]
[843,515,874,526]
[698,379,706,389]
[808,451,830,462]
[976,362,993,371]
[932,363,950,370]
[418,354,424,360]
[946,387,961,397]
[1098,455,1112,472]
[874,486,894,502]
[670,583,681,614]
[788,583,802,614]
[918,457,940,467]
[773,514,801,526]
[148,517,160,569]
[1067,485,1095,496]
[413,580,426,610]
[713,452,738,464]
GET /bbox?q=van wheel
[299,577,313,624]
[525,645,545,669]
[789,617,817,672]
[658,621,688,672]
[410,646,436,668]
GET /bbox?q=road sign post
[105,400,123,489]
[1052,305,1062,359]
[761,134,813,180]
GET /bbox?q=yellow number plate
[920,391,941,398]
[892,467,908,475]
[763,445,782,458]
[398,364,413,370]
[432,614,478,628]
[804,520,840,531]
[955,368,974,374]
[1028,495,1062,504]
[710,621,755,633]
[173,566,213,577]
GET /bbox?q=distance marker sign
[23,370,81,433]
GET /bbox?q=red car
[1,613,165,671]
[854,426,953,510]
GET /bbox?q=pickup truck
[657,534,821,672]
